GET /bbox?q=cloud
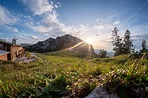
[27,34,38,40]
[1,0,146,51]
[96,18,104,23]
[94,24,113,29]
[31,35,38,39]
[15,34,39,44]
[25,20,65,37]
[0,5,18,25]
[21,0,54,15]
[21,0,114,39]
[114,20,120,25]
[132,33,148,40]
[129,33,148,51]
[21,0,65,37]
[20,0,115,50]
[17,33,39,41]
[25,22,51,33]
[0,5,20,37]
[3,25,18,33]
[62,25,88,36]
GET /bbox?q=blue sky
[0,0,148,51]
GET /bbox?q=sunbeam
[85,38,93,44]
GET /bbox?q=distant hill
[27,34,96,57]
[20,43,32,47]
[94,49,114,57]
[107,52,114,57]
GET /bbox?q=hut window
[0,43,3,47]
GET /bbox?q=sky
[0,0,148,51]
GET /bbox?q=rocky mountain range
[27,34,96,56]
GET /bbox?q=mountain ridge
[27,34,96,57]
[28,34,82,52]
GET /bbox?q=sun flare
[85,38,93,44]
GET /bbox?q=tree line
[98,27,147,57]
[112,27,147,56]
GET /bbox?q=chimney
[12,37,17,44]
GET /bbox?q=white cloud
[20,0,115,50]
[96,18,104,23]
[62,25,91,37]
[24,33,39,40]
[114,20,120,25]
[21,0,54,15]
[25,22,49,33]
[31,35,38,39]
[94,24,113,29]
[0,5,18,25]
[21,0,112,39]
[3,25,18,33]
[2,0,146,51]
[15,34,39,44]
[54,4,58,8]
[21,0,65,36]
[0,5,20,35]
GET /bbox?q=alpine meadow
[0,0,148,98]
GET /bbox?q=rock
[85,85,118,98]
[27,34,82,52]
[27,34,96,56]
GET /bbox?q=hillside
[46,42,96,58]
[0,53,148,98]
[27,34,96,57]
[1,0,148,98]
[28,34,83,52]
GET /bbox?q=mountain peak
[27,34,84,52]
[27,34,96,57]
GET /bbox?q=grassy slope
[0,52,148,98]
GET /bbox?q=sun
[85,38,93,44]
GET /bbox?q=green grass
[0,53,148,97]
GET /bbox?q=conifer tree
[123,30,133,54]
[141,39,147,53]
[99,49,107,58]
[111,27,123,56]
